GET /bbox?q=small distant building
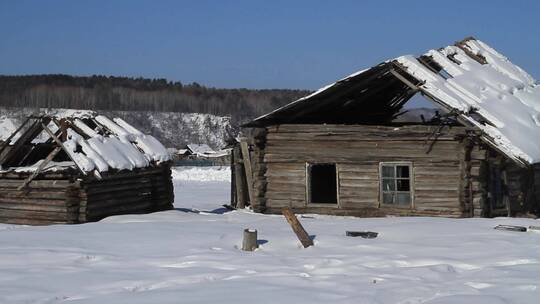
[172,143,231,166]
[0,111,174,225]
[187,143,215,156]
[232,37,540,218]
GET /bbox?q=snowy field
[0,167,539,303]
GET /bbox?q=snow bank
[0,167,539,303]
[0,167,538,303]
[171,166,231,182]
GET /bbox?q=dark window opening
[308,163,337,204]
[380,163,412,207]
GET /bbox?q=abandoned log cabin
[232,37,540,218]
[0,110,174,225]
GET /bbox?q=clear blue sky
[0,0,538,90]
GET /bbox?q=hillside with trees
[0,75,310,124]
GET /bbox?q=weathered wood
[230,148,237,207]
[41,123,86,176]
[240,140,255,206]
[234,146,247,209]
[0,116,32,159]
[18,146,62,190]
[282,207,313,248]
[242,229,258,251]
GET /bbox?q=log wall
[80,164,174,222]
[0,164,174,225]
[259,124,471,217]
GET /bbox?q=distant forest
[0,75,310,124]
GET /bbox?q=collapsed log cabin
[232,37,540,218]
[0,110,174,225]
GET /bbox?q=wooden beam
[17,146,62,190]
[41,123,87,175]
[0,116,33,160]
[240,140,255,206]
[0,118,45,166]
[282,207,314,248]
[234,146,247,208]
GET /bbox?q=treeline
[0,75,310,124]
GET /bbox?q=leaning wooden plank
[240,140,255,206]
[282,207,314,248]
[17,146,62,190]
[0,115,32,159]
[234,146,247,208]
[0,118,42,166]
[41,123,87,176]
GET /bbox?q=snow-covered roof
[248,37,540,165]
[0,111,171,174]
[396,38,540,164]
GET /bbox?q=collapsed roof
[247,37,540,166]
[0,110,170,176]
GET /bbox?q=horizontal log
[0,197,77,206]
[265,192,306,201]
[83,165,170,182]
[267,124,467,135]
[0,202,78,213]
[0,179,72,189]
[339,180,379,188]
[0,190,69,200]
[0,208,78,221]
[263,154,460,164]
[0,216,72,225]
[338,172,378,180]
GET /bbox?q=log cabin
[231,37,540,218]
[0,110,174,225]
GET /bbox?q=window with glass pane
[380,163,412,207]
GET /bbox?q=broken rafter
[17,146,62,190]
[0,115,33,159]
[40,122,87,176]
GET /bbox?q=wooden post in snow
[282,207,314,248]
[242,229,258,251]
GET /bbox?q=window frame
[305,162,340,207]
[379,162,414,209]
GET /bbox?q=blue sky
[0,0,538,90]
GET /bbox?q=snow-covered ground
[0,167,539,303]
